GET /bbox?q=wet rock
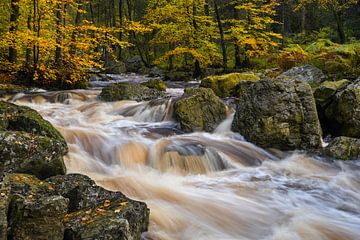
[277,65,327,87]
[232,78,322,150]
[100,82,167,102]
[200,72,260,98]
[0,131,66,179]
[142,79,167,92]
[6,174,68,240]
[48,174,149,240]
[174,88,227,133]
[323,81,360,138]
[325,137,360,160]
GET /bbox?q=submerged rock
[174,88,227,133]
[323,81,360,138]
[200,72,260,98]
[325,137,360,160]
[141,79,167,91]
[232,78,322,150]
[100,83,167,102]
[277,65,327,86]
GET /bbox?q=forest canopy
[0,0,359,88]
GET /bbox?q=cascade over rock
[232,78,323,150]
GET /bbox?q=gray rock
[232,78,322,150]
[277,65,327,86]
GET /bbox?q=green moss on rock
[174,88,227,133]
[314,79,350,108]
[200,73,260,98]
[141,79,167,91]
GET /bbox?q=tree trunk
[213,0,227,70]
[233,8,241,69]
[334,10,346,44]
[118,0,124,60]
[301,6,306,33]
[55,4,63,66]
[9,0,20,63]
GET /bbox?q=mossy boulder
[2,173,149,240]
[174,88,227,133]
[0,101,67,179]
[277,64,327,87]
[324,80,360,137]
[0,101,67,145]
[141,79,167,91]
[324,137,360,160]
[232,78,322,150]
[100,83,167,102]
[200,72,261,98]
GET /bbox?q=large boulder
[324,137,360,160]
[0,101,67,179]
[174,88,227,133]
[3,173,149,240]
[100,83,167,102]
[232,78,322,150]
[277,65,327,87]
[126,56,144,73]
[323,80,360,137]
[200,72,260,98]
[165,71,194,82]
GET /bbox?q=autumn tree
[228,0,282,68]
[145,0,221,75]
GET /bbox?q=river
[8,74,360,240]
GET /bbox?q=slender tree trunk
[334,10,346,43]
[301,6,306,33]
[9,0,20,63]
[25,14,32,68]
[213,0,227,70]
[118,0,124,60]
[233,8,241,69]
[55,4,63,66]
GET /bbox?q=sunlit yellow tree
[228,0,282,68]
[145,0,221,75]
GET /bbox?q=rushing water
[7,77,360,240]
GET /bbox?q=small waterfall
[11,88,360,240]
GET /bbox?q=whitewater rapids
[9,87,360,240]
